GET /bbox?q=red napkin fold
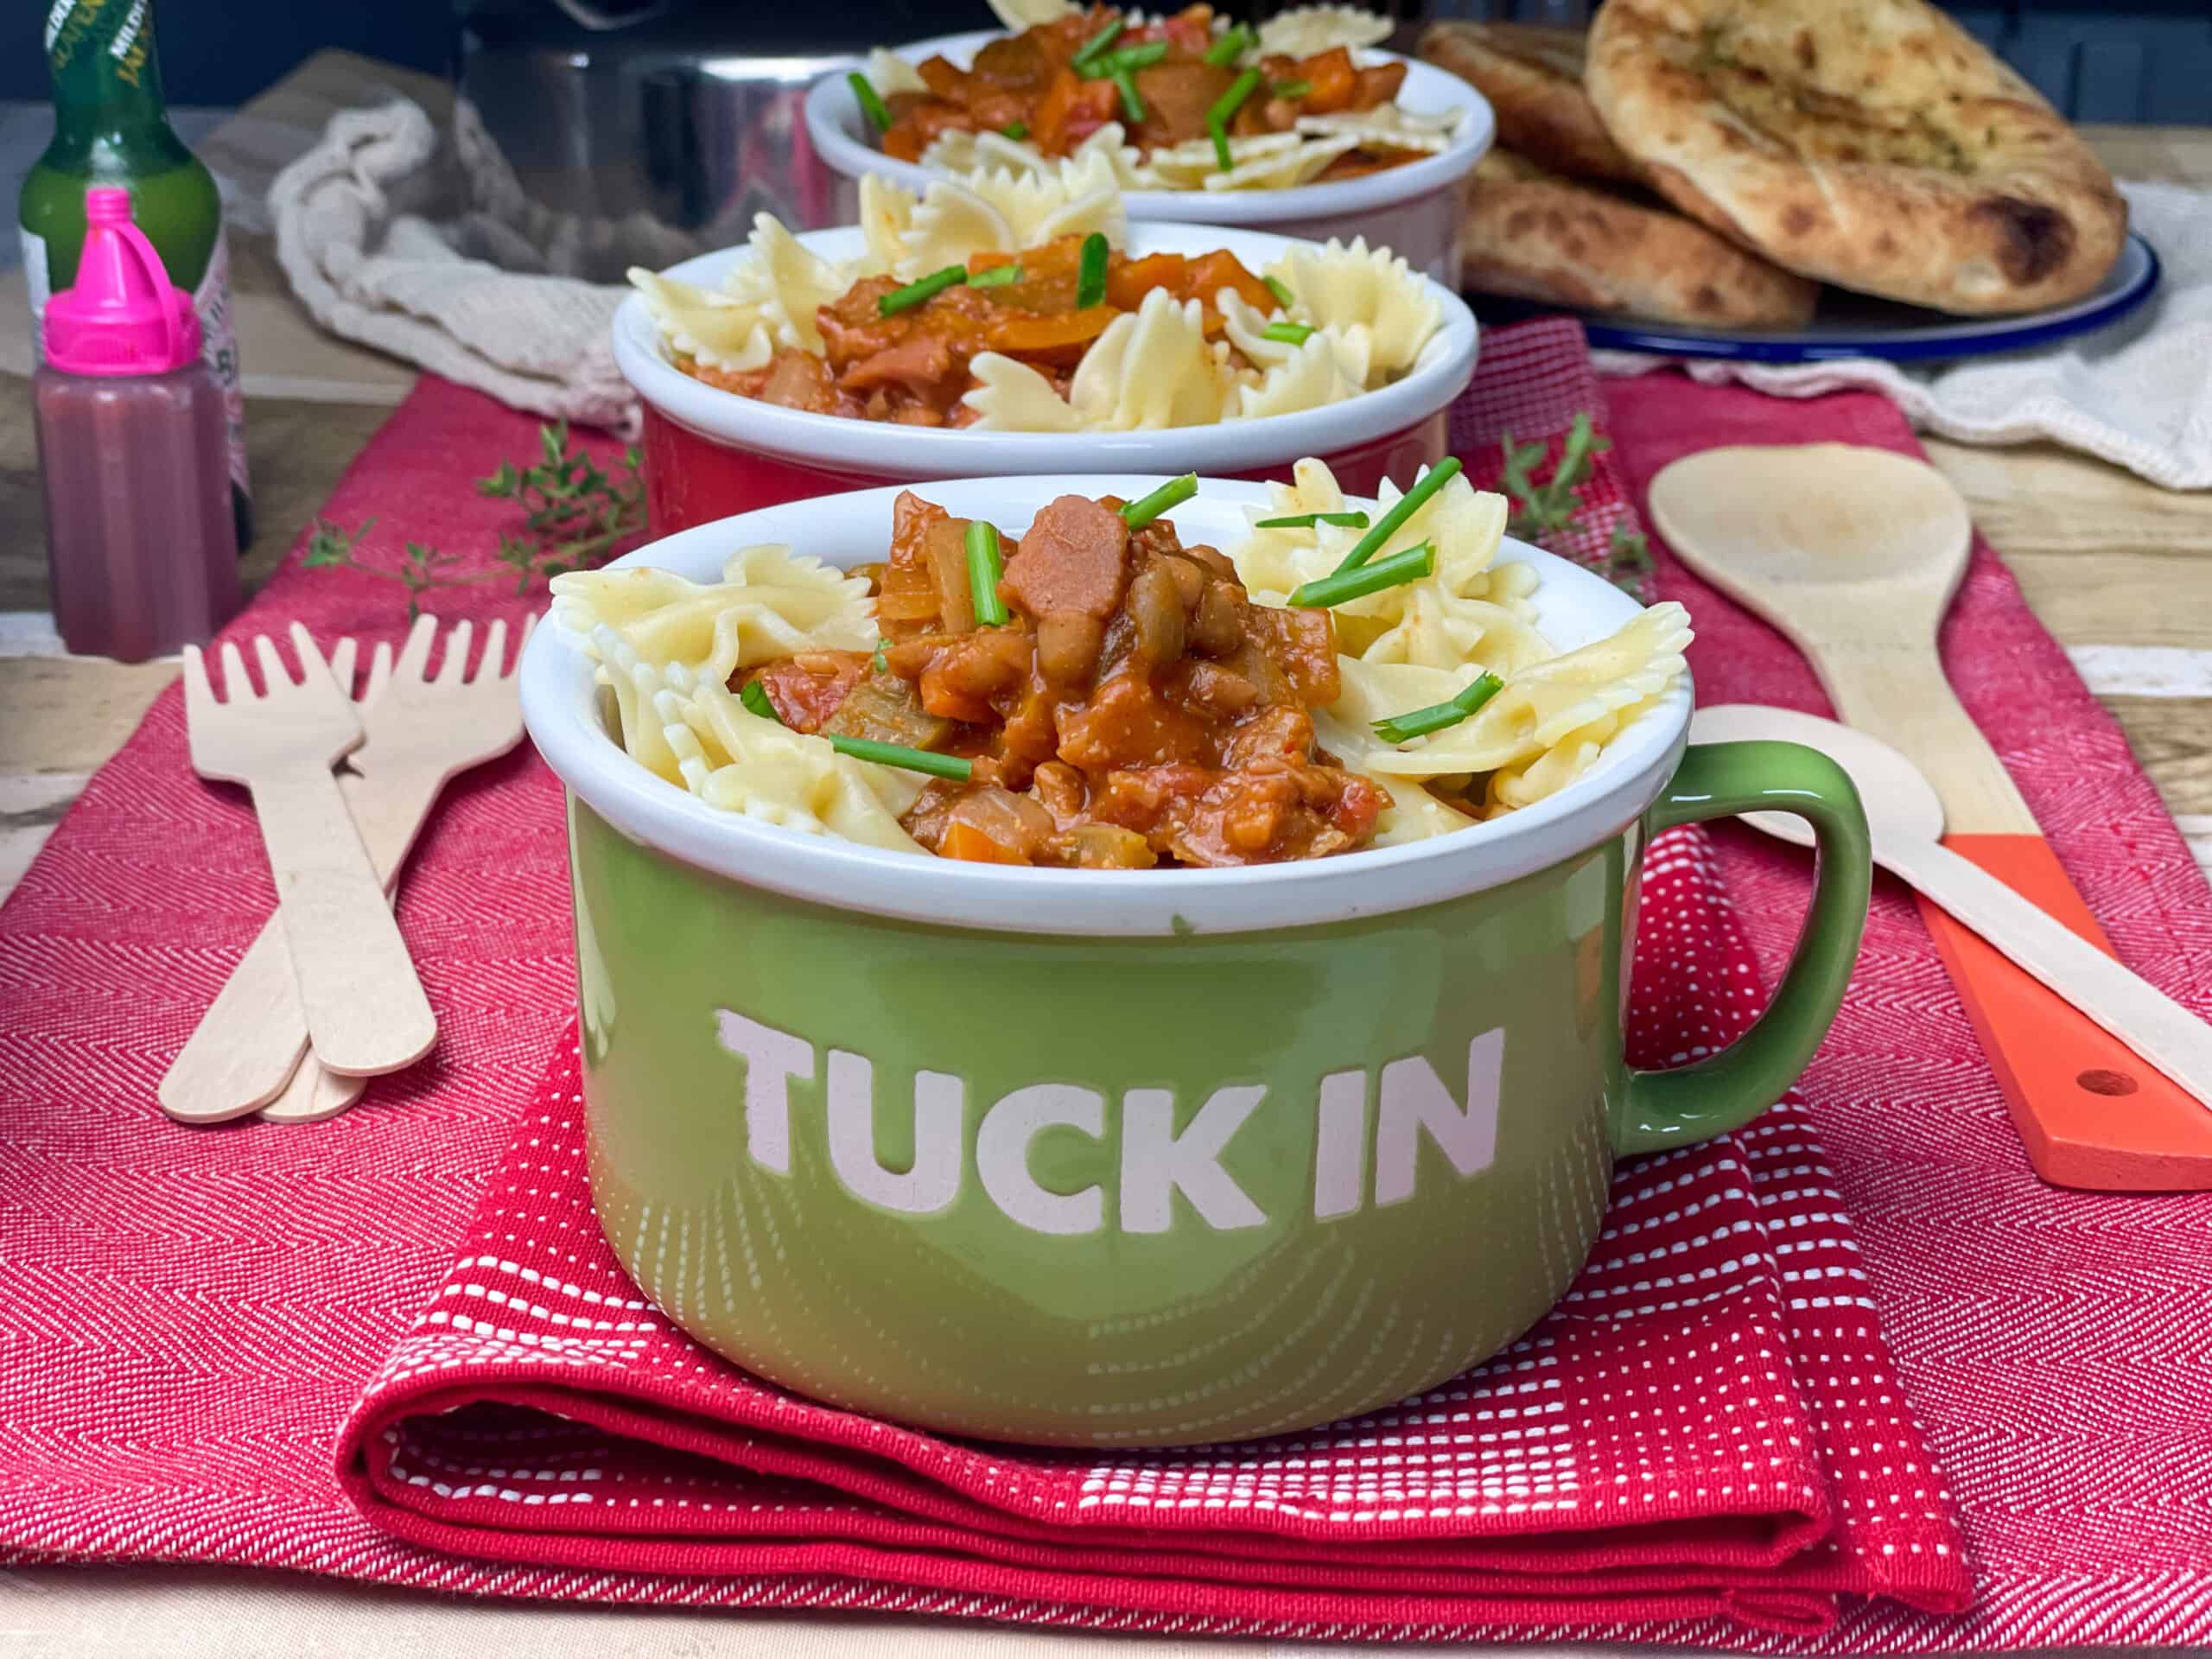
[334,810,1968,1636]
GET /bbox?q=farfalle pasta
[868,3,1460,194]
[630,168,1446,434]
[562,467,1690,866]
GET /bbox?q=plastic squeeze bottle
[22,0,251,554]
[34,188,241,664]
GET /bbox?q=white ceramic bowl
[803,31,1492,283]
[615,221,1479,535]
[521,473,1690,938]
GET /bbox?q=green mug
[524,477,1872,1448]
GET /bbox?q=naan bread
[1458,150,1819,327]
[1586,0,2127,314]
[1418,21,1638,183]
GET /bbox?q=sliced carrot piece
[942,821,1029,865]
[984,305,1119,366]
[1182,248,1278,312]
[1302,46,1357,114]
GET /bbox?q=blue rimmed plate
[1549,231,2161,364]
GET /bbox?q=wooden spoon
[1696,704,2212,1126]
[1654,445,2212,1190]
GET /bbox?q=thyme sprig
[1497,410,1651,594]
[304,421,645,620]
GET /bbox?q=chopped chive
[829,734,973,780]
[1261,320,1315,344]
[1111,67,1147,122]
[1290,542,1434,608]
[1100,41,1168,72]
[1206,68,1264,170]
[1255,510,1370,529]
[848,73,893,133]
[740,680,779,721]
[1071,17,1124,67]
[871,639,889,674]
[878,264,967,317]
[970,262,1024,288]
[1373,671,1504,746]
[1333,456,1462,574]
[1272,79,1313,98]
[966,521,1009,627]
[1203,23,1251,65]
[1263,274,1294,308]
[1076,231,1109,309]
[1002,119,1029,140]
[1121,473,1197,529]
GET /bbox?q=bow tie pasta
[887,4,1459,194]
[631,167,1446,435]
[556,466,1689,864]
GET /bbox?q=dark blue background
[11,0,2212,124]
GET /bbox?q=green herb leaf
[1206,68,1263,168]
[1002,119,1028,140]
[740,679,780,722]
[1203,23,1251,66]
[1290,542,1435,608]
[1076,231,1110,310]
[879,264,968,317]
[849,71,893,131]
[966,520,1009,627]
[1071,17,1124,68]
[1120,473,1197,529]
[1100,41,1168,73]
[1253,510,1370,529]
[871,639,889,675]
[1111,67,1146,123]
[1500,411,1609,543]
[1372,671,1503,745]
[1332,456,1462,574]
[829,734,973,780]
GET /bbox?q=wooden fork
[176,624,436,1084]
[259,616,532,1122]
[161,618,531,1122]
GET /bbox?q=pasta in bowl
[613,170,1478,535]
[517,468,1874,1448]
[804,3,1493,283]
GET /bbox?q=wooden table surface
[0,52,2207,1658]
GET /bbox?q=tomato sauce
[875,4,1414,176]
[683,233,1281,427]
[741,488,1388,868]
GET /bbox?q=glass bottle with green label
[22,0,251,554]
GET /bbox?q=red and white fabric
[0,323,2204,1649]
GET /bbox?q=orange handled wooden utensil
[1651,442,2212,1190]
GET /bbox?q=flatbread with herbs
[1419,21,1639,184]
[1586,0,2126,314]
[1459,150,1818,327]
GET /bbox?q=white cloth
[268,99,637,434]
[1592,181,2212,492]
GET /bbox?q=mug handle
[1613,740,1872,1157]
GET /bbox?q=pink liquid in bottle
[33,187,240,663]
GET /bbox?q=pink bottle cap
[43,187,201,377]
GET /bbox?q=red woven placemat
[0,321,2203,1648]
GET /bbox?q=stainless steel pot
[454,0,948,281]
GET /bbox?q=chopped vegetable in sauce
[734,488,1388,868]
[873,3,1417,179]
[680,232,1282,428]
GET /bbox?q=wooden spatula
[1650,442,2212,1190]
